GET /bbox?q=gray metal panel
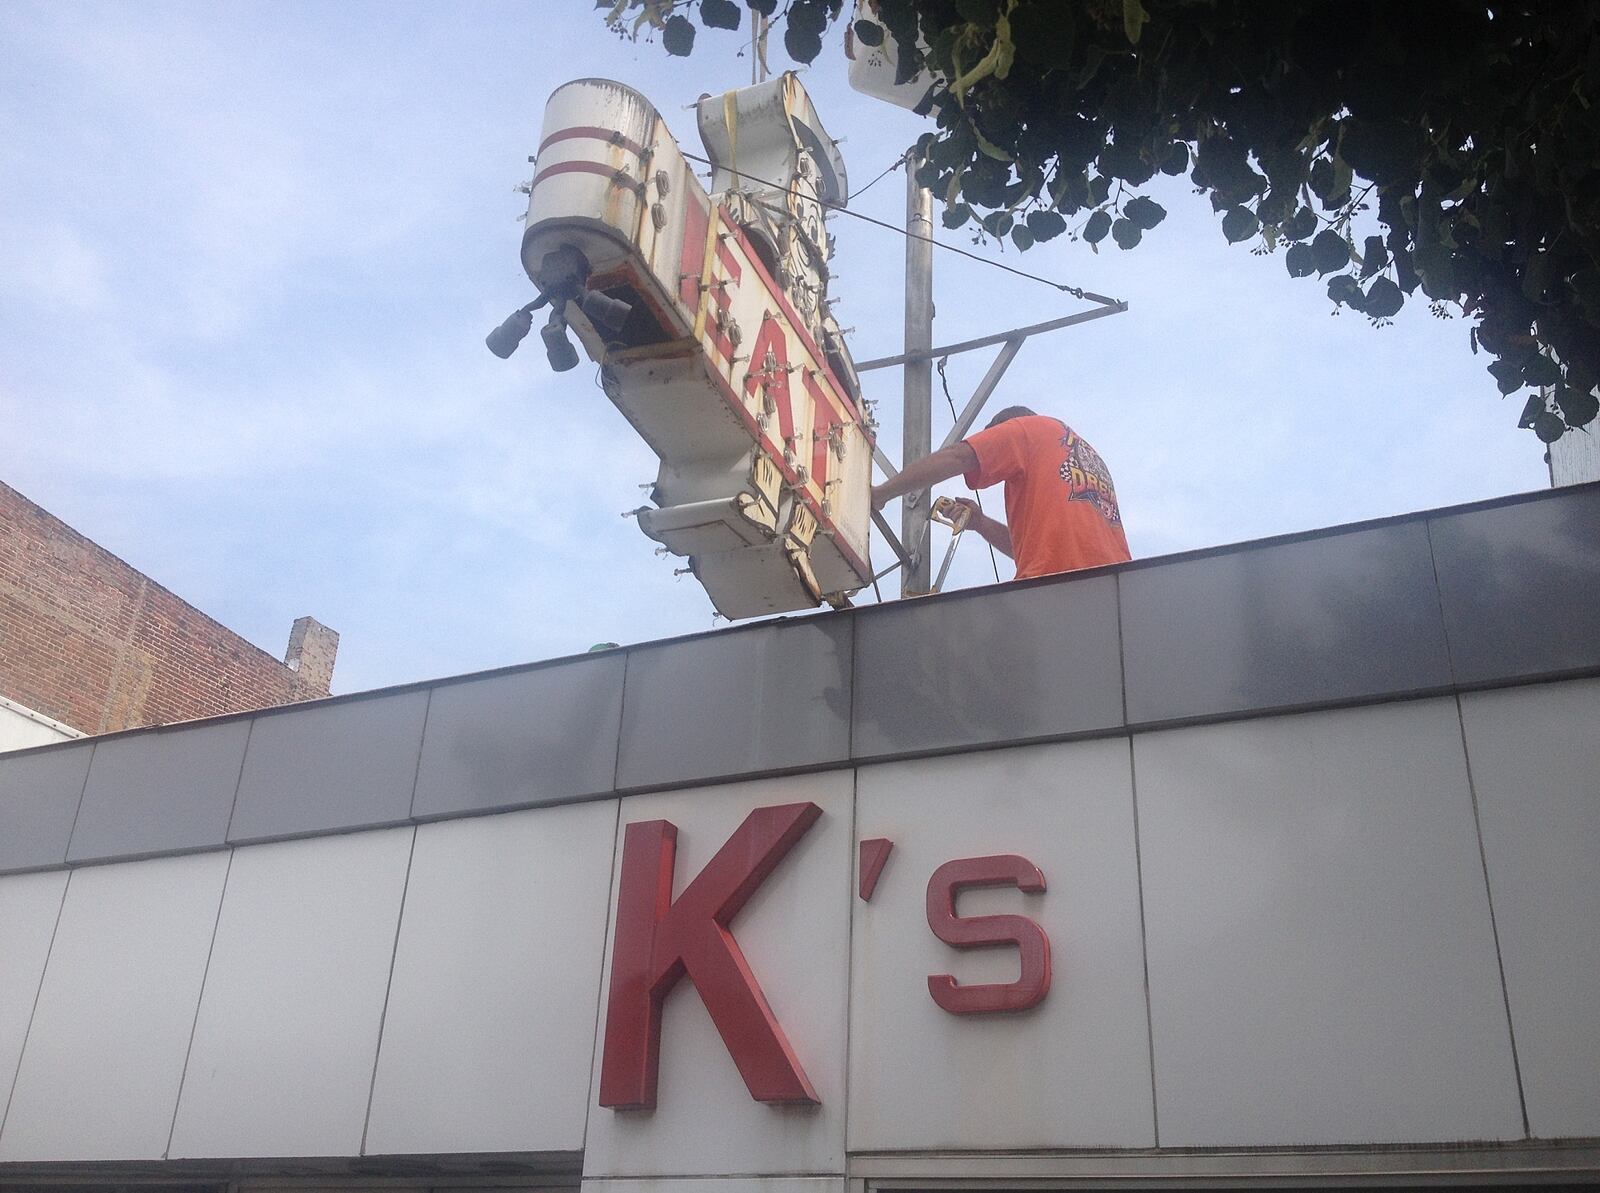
[1462,678,1600,1138]
[0,853,228,1161]
[168,827,414,1158]
[412,655,625,819]
[0,744,92,873]
[1430,485,1600,684]
[67,720,250,864]
[1120,520,1452,724]
[849,741,1153,1150]
[364,801,618,1155]
[229,691,428,843]
[616,619,851,790]
[852,576,1122,759]
[0,870,69,1130]
[1136,698,1524,1146]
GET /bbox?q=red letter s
[925,854,1051,1014]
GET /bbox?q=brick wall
[0,481,336,735]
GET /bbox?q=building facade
[0,481,1595,1193]
[0,481,337,747]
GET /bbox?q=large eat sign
[597,803,1051,1111]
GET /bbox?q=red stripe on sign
[702,361,871,583]
[715,235,743,282]
[679,196,709,311]
[720,217,866,427]
[530,160,634,191]
[537,125,647,160]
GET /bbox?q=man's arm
[948,496,1013,558]
[870,442,978,510]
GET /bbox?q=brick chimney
[284,616,339,698]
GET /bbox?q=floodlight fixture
[541,310,580,372]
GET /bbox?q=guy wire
[678,149,1122,305]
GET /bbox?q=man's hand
[947,496,982,522]
[870,484,889,513]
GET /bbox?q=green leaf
[1285,243,1316,277]
[1571,267,1600,316]
[1123,0,1148,44]
[1124,195,1167,230]
[662,14,696,55]
[1488,358,1525,395]
[1522,354,1561,388]
[981,210,1014,238]
[1160,142,1189,176]
[1532,411,1567,443]
[1311,228,1350,274]
[1221,206,1259,243]
[1359,236,1388,279]
[1025,209,1067,241]
[1088,174,1112,207]
[701,0,741,31]
[747,0,778,14]
[1517,392,1546,428]
[1283,207,1318,242]
[783,24,823,61]
[1327,273,1363,309]
[853,18,884,46]
[941,202,971,229]
[1364,276,1404,319]
[1011,224,1035,251]
[1111,217,1142,249]
[786,0,827,35]
[1555,385,1600,428]
[1082,209,1112,244]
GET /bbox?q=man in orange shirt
[870,406,1130,581]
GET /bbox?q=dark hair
[986,405,1036,428]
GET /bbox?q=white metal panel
[0,852,228,1160]
[1136,698,1525,1146]
[1462,677,1600,1137]
[0,870,68,1127]
[848,740,1154,1151]
[585,1180,842,1193]
[364,800,620,1155]
[168,827,414,1158]
[581,772,852,1179]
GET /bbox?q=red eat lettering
[598,802,823,1110]
[925,854,1051,1015]
[804,369,843,490]
[744,315,794,444]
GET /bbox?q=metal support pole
[938,336,1025,452]
[901,165,934,596]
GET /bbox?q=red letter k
[598,802,823,1110]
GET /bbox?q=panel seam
[1454,692,1532,1137]
[1126,734,1160,1147]
[220,717,257,844]
[1115,571,1130,726]
[610,650,632,793]
[59,740,98,865]
[359,825,419,1156]
[1423,517,1461,687]
[580,796,625,1159]
[404,688,435,820]
[0,868,72,1140]
[164,848,235,1158]
[841,762,860,1159]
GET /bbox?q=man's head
[986,405,1036,429]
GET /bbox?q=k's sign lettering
[597,803,1052,1111]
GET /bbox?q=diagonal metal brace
[871,509,915,570]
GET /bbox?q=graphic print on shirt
[1058,429,1122,525]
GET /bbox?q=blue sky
[0,2,1549,693]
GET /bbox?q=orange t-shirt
[962,415,1131,579]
